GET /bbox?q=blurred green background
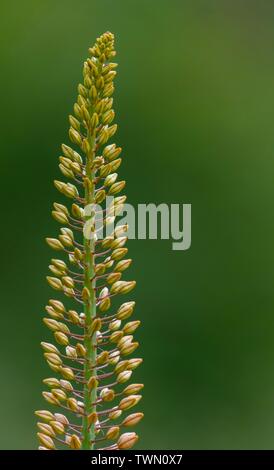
[1,0,274,449]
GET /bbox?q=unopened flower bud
[109,319,121,331]
[41,342,60,354]
[117,370,132,384]
[108,180,125,195]
[127,358,143,370]
[46,238,64,251]
[54,413,69,426]
[37,433,55,450]
[117,432,138,450]
[123,321,140,334]
[70,434,81,449]
[47,276,63,291]
[120,341,139,356]
[111,248,128,261]
[106,426,120,440]
[67,398,79,412]
[50,420,65,435]
[122,413,144,427]
[60,367,75,380]
[123,383,144,395]
[87,376,98,391]
[35,410,54,422]
[54,331,69,346]
[100,388,115,402]
[52,388,67,401]
[116,302,135,320]
[43,377,60,388]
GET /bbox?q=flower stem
[82,133,96,450]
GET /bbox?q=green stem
[82,133,96,450]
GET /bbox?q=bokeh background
[1,0,274,449]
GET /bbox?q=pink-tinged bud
[119,395,142,411]
[54,413,69,426]
[122,412,144,427]
[117,432,138,449]
[123,383,144,395]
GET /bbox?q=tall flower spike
[36,32,143,450]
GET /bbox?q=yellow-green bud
[107,272,122,284]
[43,378,60,388]
[59,235,73,247]
[96,350,109,365]
[117,370,132,384]
[115,360,129,375]
[95,189,106,204]
[76,343,86,357]
[67,398,79,412]
[110,330,124,343]
[52,388,67,401]
[42,392,60,406]
[120,342,139,356]
[54,331,69,346]
[115,259,132,272]
[43,318,60,332]
[104,172,118,186]
[87,376,98,391]
[106,426,120,440]
[102,109,115,125]
[41,342,59,354]
[50,420,65,435]
[70,434,81,449]
[35,410,54,422]
[100,388,115,402]
[123,321,140,334]
[37,433,55,450]
[110,158,122,172]
[116,302,135,320]
[60,367,75,381]
[49,299,65,312]
[46,238,64,251]
[108,180,126,195]
[109,319,121,331]
[53,202,69,216]
[111,237,127,250]
[111,248,128,261]
[69,115,80,131]
[44,353,62,366]
[127,358,143,370]
[62,276,74,289]
[69,128,82,146]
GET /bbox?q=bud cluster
[36,32,143,451]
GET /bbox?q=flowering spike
[36,32,143,450]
